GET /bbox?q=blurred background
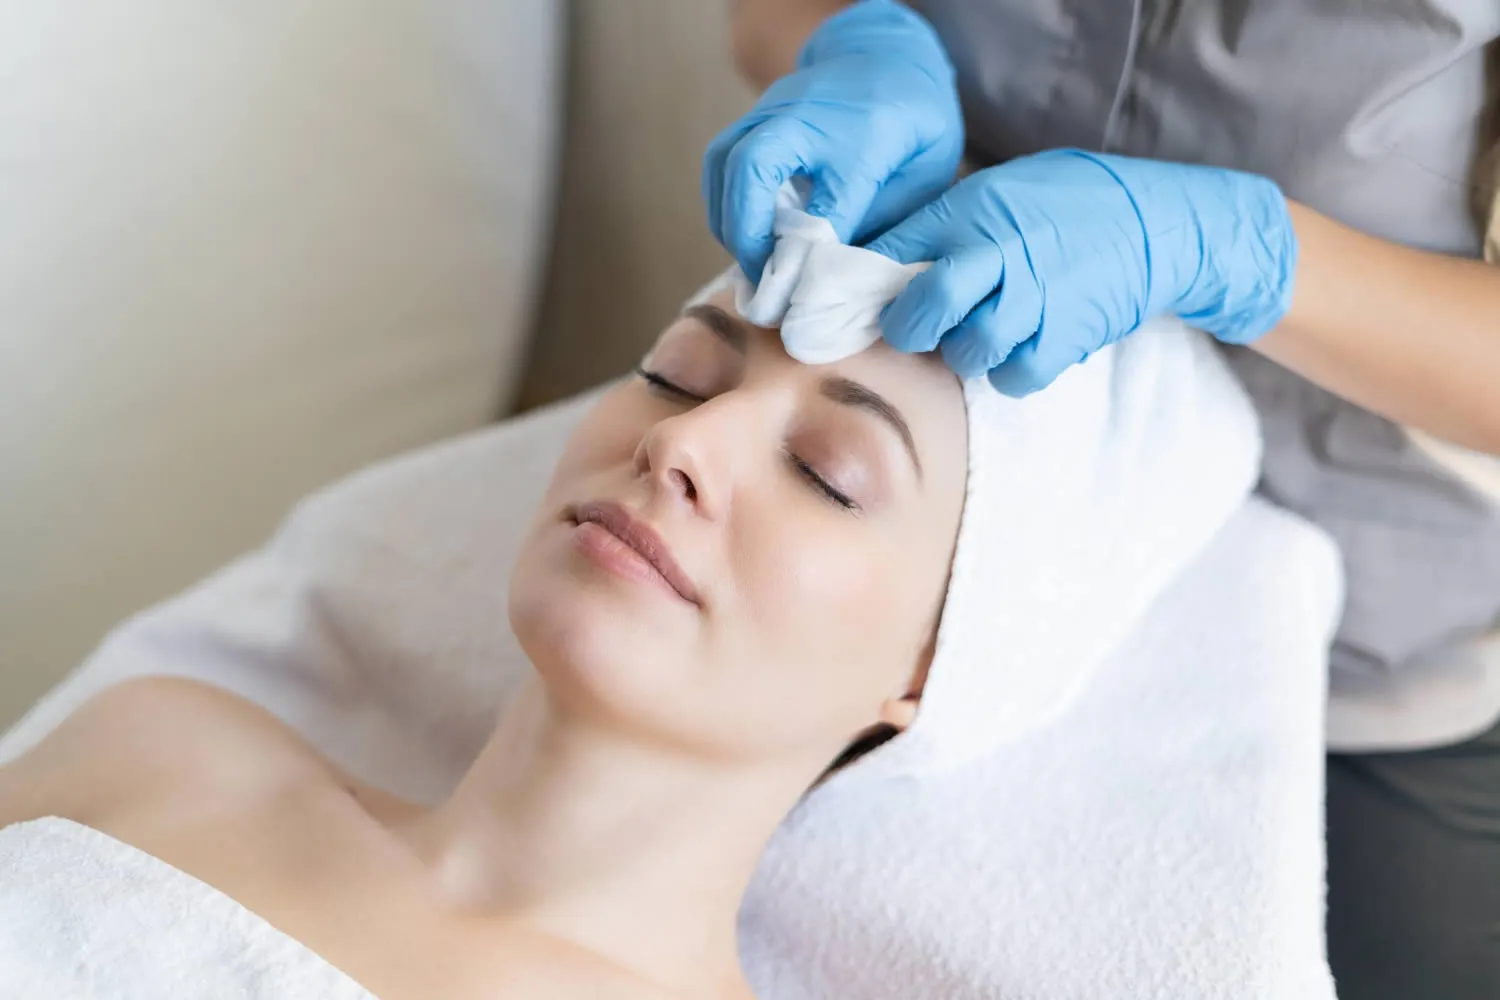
[0,0,752,727]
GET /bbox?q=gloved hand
[703,0,963,283]
[866,149,1299,396]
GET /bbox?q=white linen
[0,0,561,719]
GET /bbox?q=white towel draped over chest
[0,817,375,999]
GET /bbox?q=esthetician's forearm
[730,0,853,89]
[1254,202,1500,454]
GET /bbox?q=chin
[507,523,694,732]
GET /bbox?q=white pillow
[0,0,562,721]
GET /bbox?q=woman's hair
[815,723,901,786]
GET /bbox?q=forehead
[706,286,962,414]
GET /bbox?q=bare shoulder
[0,677,328,828]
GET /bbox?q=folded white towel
[0,388,1342,996]
[0,817,375,999]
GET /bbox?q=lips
[570,500,701,606]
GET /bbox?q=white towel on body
[0,817,375,999]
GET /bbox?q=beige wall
[0,1,750,728]
[518,1,754,409]
[0,0,562,728]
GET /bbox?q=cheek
[763,539,895,629]
[728,519,919,712]
[541,387,646,503]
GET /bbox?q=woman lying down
[0,286,974,999]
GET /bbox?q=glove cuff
[1182,174,1298,345]
[1083,150,1299,344]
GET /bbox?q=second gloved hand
[866,149,1299,396]
[702,0,963,283]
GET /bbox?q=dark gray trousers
[1326,719,1500,998]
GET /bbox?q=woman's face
[509,291,967,768]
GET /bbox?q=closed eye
[786,450,859,512]
[638,367,858,513]
[636,367,706,404]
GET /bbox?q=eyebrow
[685,303,747,353]
[820,377,923,481]
[681,303,923,480]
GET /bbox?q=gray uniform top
[912,0,1500,750]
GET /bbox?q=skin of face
[507,291,968,771]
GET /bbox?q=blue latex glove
[702,0,963,282]
[866,149,1299,396]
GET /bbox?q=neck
[405,679,810,996]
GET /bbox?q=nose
[633,396,759,521]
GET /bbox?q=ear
[879,633,933,732]
[877,694,920,731]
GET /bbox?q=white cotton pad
[728,181,929,365]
